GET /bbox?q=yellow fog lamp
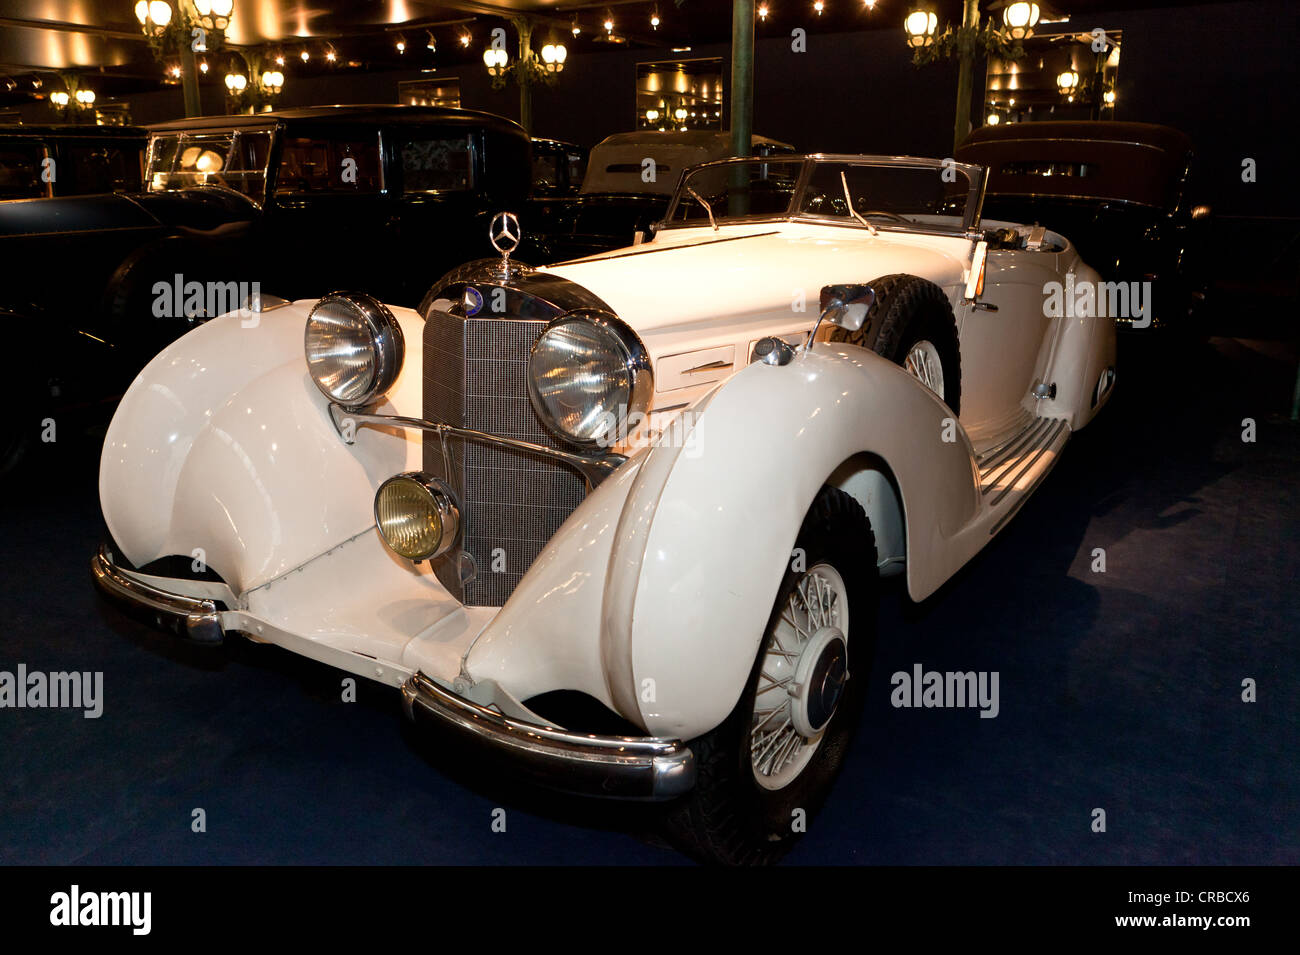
[375,473,460,561]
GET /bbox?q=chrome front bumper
[400,671,695,800]
[91,544,224,644]
[91,544,696,801]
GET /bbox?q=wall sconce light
[260,70,284,93]
[50,90,70,107]
[1056,69,1079,96]
[224,71,247,94]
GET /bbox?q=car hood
[541,224,972,333]
[0,188,258,238]
[0,192,163,237]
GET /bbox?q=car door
[956,246,1057,432]
[383,125,507,303]
[257,126,396,301]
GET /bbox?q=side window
[275,135,381,194]
[0,143,47,199]
[399,134,474,193]
[63,144,144,194]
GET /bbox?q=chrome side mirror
[805,284,875,350]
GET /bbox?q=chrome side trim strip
[400,671,696,800]
[90,544,225,644]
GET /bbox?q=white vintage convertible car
[94,154,1115,864]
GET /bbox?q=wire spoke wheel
[749,562,850,791]
[903,338,945,399]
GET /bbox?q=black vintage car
[529,137,587,197]
[956,121,1211,329]
[529,130,794,261]
[0,124,146,200]
[0,105,537,475]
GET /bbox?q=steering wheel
[183,181,261,210]
[861,210,909,223]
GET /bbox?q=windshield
[664,157,981,233]
[146,129,272,202]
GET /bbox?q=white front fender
[464,346,982,740]
[99,301,425,593]
[605,346,982,738]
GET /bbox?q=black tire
[0,418,29,480]
[662,486,879,865]
[0,362,40,480]
[831,273,962,414]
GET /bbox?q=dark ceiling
[0,0,1250,104]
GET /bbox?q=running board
[976,415,1070,532]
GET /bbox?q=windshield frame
[145,125,275,207]
[660,154,988,237]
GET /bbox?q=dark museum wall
[101,0,1299,216]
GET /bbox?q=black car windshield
[664,157,980,233]
[146,129,272,202]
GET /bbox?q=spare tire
[830,273,962,415]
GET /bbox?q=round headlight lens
[527,311,652,447]
[374,473,460,561]
[305,292,404,407]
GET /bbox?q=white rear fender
[607,346,981,739]
[99,301,426,593]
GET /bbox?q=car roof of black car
[0,124,147,138]
[147,104,525,136]
[532,137,584,150]
[961,121,1192,155]
[593,130,792,150]
[958,121,1193,208]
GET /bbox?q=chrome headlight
[374,472,460,561]
[305,292,404,408]
[527,310,652,448]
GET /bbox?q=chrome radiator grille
[423,308,587,607]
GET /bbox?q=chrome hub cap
[792,627,848,737]
[750,563,850,790]
[903,339,944,399]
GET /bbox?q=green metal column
[730,0,755,159]
[952,0,980,152]
[180,43,201,117]
[516,18,533,134]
